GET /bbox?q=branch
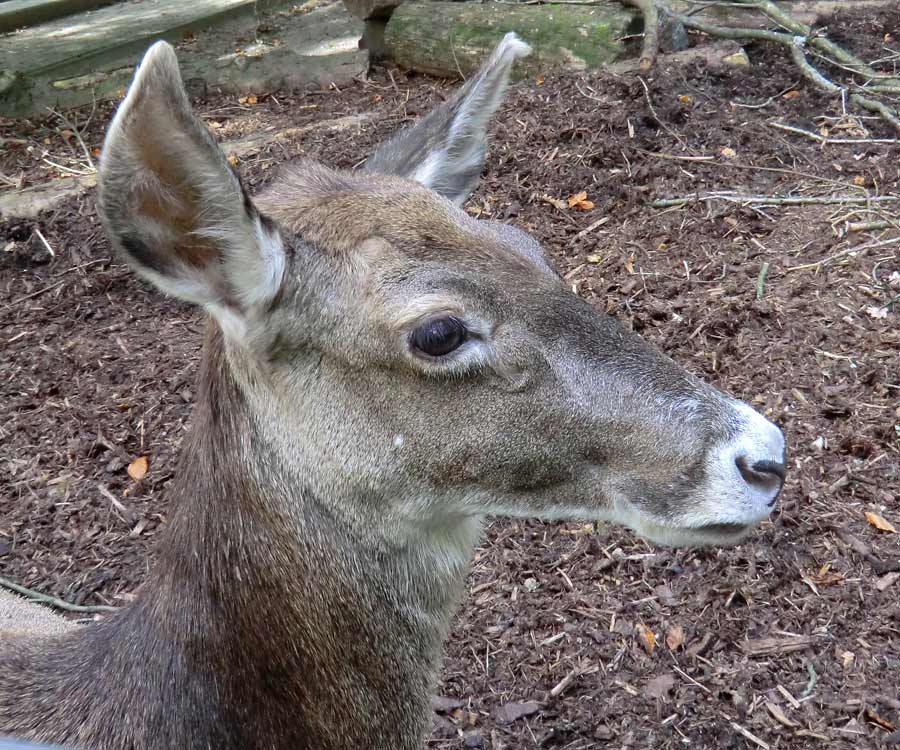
[0,576,118,615]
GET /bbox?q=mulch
[1,4,899,748]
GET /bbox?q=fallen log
[384,1,637,77]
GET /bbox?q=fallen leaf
[586,254,602,264]
[535,75,545,86]
[208,120,223,129]
[865,511,896,533]
[91,147,101,158]
[853,175,866,186]
[636,623,656,653]
[495,701,540,724]
[677,94,692,104]
[624,253,635,274]
[127,456,148,481]
[665,624,684,650]
[720,146,737,158]
[643,673,674,700]
[567,191,594,210]
[227,153,239,166]
[841,650,855,669]
[867,707,895,731]
[783,90,799,99]
[60,129,73,140]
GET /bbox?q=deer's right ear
[98,41,284,340]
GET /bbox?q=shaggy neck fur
[0,325,474,750]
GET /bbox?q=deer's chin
[623,514,757,548]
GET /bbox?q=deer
[0,33,786,750]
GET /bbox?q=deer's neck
[2,326,477,750]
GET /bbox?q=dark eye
[410,316,467,357]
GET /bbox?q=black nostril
[736,456,786,493]
[752,459,786,483]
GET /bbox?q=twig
[33,228,55,257]
[651,193,899,208]
[622,0,661,69]
[755,261,769,300]
[0,576,117,615]
[4,280,65,307]
[671,664,712,694]
[46,107,97,172]
[730,721,771,750]
[574,216,610,239]
[784,235,900,272]
[845,219,895,233]
[638,76,686,147]
[769,121,897,144]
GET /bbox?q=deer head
[98,36,785,565]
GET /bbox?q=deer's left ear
[98,41,284,340]
[363,32,531,205]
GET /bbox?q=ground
[1,5,899,749]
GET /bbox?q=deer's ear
[364,32,530,205]
[98,41,284,339]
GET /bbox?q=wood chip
[740,635,816,656]
[766,701,799,728]
[731,721,770,750]
[876,571,900,591]
[776,684,801,709]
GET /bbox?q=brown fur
[0,35,784,750]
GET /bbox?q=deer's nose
[736,456,785,504]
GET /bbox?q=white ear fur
[98,41,284,340]
[364,32,531,204]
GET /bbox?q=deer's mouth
[691,522,751,537]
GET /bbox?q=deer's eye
[410,316,467,357]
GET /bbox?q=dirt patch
[2,6,899,749]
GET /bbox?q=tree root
[622,0,900,132]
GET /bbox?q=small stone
[463,731,484,748]
[722,48,750,67]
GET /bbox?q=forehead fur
[255,161,542,274]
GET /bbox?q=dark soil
[2,5,900,749]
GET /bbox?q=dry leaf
[535,75,545,86]
[586,254,602,264]
[636,623,656,653]
[865,511,896,533]
[238,95,259,105]
[127,456,148,481]
[227,153,239,166]
[643,673,674,700]
[538,193,568,210]
[783,90,799,100]
[665,624,684,650]
[624,253,635,274]
[865,305,888,320]
[677,94,692,104]
[91,147,101,158]
[60,129,73,140]
[867,708,895,731]
[841,650,855,669]
[720,146,737,158]
[208,120,223,129]
[566,191,594,210]
[853,175,866,186]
